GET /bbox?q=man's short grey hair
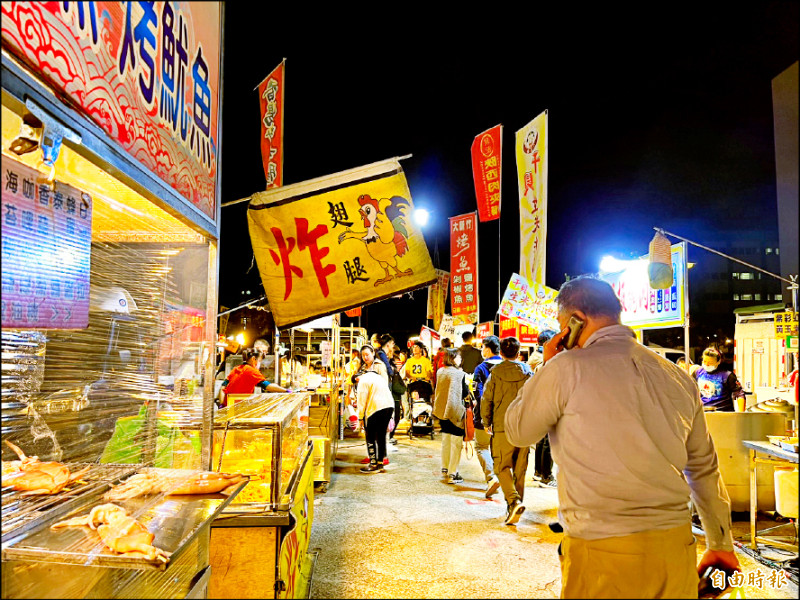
[556,276,622,320]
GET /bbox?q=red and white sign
[499,315,517,339]
[449,212,478,323]
[476,321,494,340]
[2,156,92,329]
[471,125,502,222]
[1,2,222,219]
[258,60,285,189]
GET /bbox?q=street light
[414,208,429,227]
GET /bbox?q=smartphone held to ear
[563,315,586,350]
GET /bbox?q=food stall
[287,315,344,491]
[2,3,225,597]
[206,392,316,599]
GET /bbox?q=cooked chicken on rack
[103,470,246,501]
[1,440,91,495]
[51,503,170,563]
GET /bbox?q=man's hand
[543,328,570,363]
[697,548,740,576]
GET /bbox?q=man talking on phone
[505,276,738,599]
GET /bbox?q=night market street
[308,428,799,599]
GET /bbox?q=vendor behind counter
[220,349,287,406]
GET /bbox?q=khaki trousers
[559,524,699,599]
[490,431,529,505]
[474,428,494,483]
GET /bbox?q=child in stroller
[407,380,435,439]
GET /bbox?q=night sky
[218,5,798,344]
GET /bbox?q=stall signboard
[476,321,494,339]
[498,273,559,333]
[471,124,502,222]
[497,316,538,345]
[438,314,456,342]
[419,325,441,352]
[774,310,798,338]
[2,156,92,329]
[258,59,285,189]
[600,243,687,329]
[516,110,548,285]
[450,212,478,323]
[499,315,517,338]
[248,158,436,328]
[1,2,222,219]
[277,451,314,599]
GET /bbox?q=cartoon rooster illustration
[338,194,414,286]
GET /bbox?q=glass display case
[211,392,310,511]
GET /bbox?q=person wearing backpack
[471,335,503,498]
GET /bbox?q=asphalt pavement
[308,428,798,599]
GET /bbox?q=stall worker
[221,349,287,407]
[690,347,745,412]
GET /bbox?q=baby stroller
[406,380,435,440]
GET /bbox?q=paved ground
[308,430,798,599]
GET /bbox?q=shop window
[1,104,212,469]
[741,294,753,301]
[754,294,761,301]
[775,294,783,301]
[775,248,780,255]
[765,247,773,254]
[740,272,754,280]
[732,273,740,280]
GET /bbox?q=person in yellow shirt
[404,341,433,401]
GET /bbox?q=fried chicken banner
[247,157,437,328]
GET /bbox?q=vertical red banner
[471,124,502,222]
[258,60,285,188]
[449,212,478,322]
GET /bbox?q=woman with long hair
[432,348,470,484]
[353,345,394,473]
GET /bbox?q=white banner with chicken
[248,158,437,328]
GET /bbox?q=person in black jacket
[458,330,483,375]
[377,333,402,444]
[472,335,503,498]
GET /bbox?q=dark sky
[218,5,798,340]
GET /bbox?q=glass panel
[2,102,212,472]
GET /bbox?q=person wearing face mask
[690,347,745,412]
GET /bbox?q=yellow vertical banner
[247,158,437,328]
[516,110,548,285]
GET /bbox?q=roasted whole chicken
[51,503,170,563]
[104,470,246,501]
[1,440,90,495]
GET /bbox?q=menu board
[2,156,92,329]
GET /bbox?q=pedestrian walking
[431,337,452,388]
[432,348,469,484]
[356,344,390,466]
[471,335,503,498]
[505,276,738,598]
[458,330,483,375]
[481,337,532,524]
[354,368,394,473]
[530,329,558,487]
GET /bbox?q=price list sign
[2,157,92,329]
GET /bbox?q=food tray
[1,463,139,544]
[1,469,247,570]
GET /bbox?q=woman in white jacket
[432,349,470,484]
[354,346,395,473]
